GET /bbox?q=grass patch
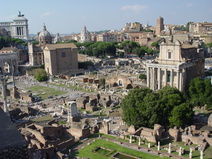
[101,134,116,139]
[26,85,67,100]
[31,114,52,123]
[74,139,169,159]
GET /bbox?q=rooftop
[45,43,77,50]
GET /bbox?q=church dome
[38,25,52,39]
[81,26,90,35]
[38,25,52,45]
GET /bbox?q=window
[61,52,66,57]
[168,51,171,59]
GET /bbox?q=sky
[1,0,212,34]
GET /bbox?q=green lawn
[72,139,170,159]
[26,85,67,100]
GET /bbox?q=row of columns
[16,27,24,36]
[146,66,184,91]
[129,137,203,159]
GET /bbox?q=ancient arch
[0,53,18,75]
[118,79,123,86]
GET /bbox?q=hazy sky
[1,0,212,34]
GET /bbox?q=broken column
[189,148,192,158]
[168,143,171,153]
[158,141,160,151]
[129,135,132,143]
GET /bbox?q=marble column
[179,70,182,91]
[200,150,203,159]
[129,135,132,143]
[179,147,182,156]
[158,141,160,151]
[170,69,173,87]
[165,69,167,87]
[148,143,151,148]
[147,67,150,88]
[152,67,155,90]
[189,148,192,158]
[177,70,180,90]
[158,68,161,90]
[138,137,141,146]
[168,143,171,153]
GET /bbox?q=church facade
[28,24,52,66]
[80,26,91,43]
[43,43,78,75]
[0,12,29,41]
[146,38,205,92]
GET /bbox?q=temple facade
[146,38,205,92]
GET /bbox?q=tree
[32,41,39,45]
[34,69,48,82]
[188,77,212,110]
[121,88,154,128]
[151,41,159,50]
[68,39,77,43]
[121,86,193,128]
[139,73,146,80]
[169,103,193,127]
[120,41,140,54]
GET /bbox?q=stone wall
[56,138,75,151]
[68,127,90,139]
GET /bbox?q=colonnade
[146,66,184,91]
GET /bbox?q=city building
[146,37,205,92]
[80,26,91,43]
[28,24,52,66]
[122,22,142,32]
[53,33,62,43]
[189,22,212,34]
[43,43,78,75]
[155,16,164,36]
[97,33,117,42]
[0,11,29,40]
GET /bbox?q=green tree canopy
[34,69,48,82]
[151,41,159,48]
[139,73,146,80]
[188,77,212,110]
[121,87,193,128]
